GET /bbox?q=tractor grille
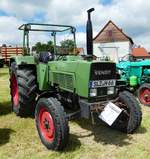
[90,62,116,97]
[90,62,116,80]
[53,72,74,91]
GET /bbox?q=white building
[93,20,134,63]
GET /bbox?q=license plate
[90,79,116,88]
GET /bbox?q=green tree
[60,39,75,53]
[32,41,54,53]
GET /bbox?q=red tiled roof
[132,47,150,57]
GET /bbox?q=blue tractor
[117,54,150,106]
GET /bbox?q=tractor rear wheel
[138,83,150,106]
[9,62,37,116]
[112,91,142,133]
[35,97,69,150]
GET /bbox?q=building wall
[93,41,132,63]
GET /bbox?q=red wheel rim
[140,87,150,105]
[11,74,19,106]
[39,107,55,142]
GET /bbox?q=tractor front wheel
[35,97,69,150]
[112,91,142,133]
[138,83,150,106]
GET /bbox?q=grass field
[0,67,150,159]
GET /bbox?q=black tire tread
[112,91,142,133]
[10,62,37,116]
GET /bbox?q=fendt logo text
[94,70,111,76]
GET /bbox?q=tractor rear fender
[9,56,37,90]
[36,91,56,104]
[10,56,36,74]
[10,57,49,91]
[10,56,36,66]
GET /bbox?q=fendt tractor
[9,8,142,150]
[117,54,150,106]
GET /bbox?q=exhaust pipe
[86,8,95,57]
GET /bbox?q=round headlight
[90,89,97,97]
[107,87,114,95]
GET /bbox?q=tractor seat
[39,52,53,63]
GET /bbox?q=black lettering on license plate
[90,80,116,88]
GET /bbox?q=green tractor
[117,54,150,106]
[9,8,142,150]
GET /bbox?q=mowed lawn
[0,67,150,159]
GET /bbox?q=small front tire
[35,97,69,151]
[112,91,142,133]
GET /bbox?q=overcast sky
[0,0,150,50]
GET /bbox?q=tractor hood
[48,56,116,98]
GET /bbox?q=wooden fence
[1,47,24,64]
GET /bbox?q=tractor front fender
[36,91,56,104]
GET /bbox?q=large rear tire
[9,62,37,116]
[138,83,150,106]
[112,91,142,133]
[35,97,69,151]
